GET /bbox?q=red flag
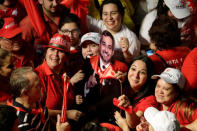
[19,0,50,41]
[90,56,116,83]
[60,73,70,123]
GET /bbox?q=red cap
[0,17,22,39]
[44,33,71,52]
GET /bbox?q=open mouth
[106,21,115,26]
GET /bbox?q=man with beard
[76,30,128,124]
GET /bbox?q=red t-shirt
[133,95,158,113]
[35,61,74,110]
[159,101,197,126]
[149,47,191,74]
[181,47,197,93]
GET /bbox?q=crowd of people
[0,0,197,131]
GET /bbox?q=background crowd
[0,0,197,131]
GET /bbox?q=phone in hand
[113,98,133,114]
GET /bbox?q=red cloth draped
[61,0,90,34]
[90,56,116,83]
[19,0,50,42]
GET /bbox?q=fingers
[115,71,127,80]
[114,111,122,120]
[76,95,83,105]
[119,37,129,52]
[118,95,130,107]
[57,114,60,124]
[75,111,83,121]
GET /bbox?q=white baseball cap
[144,107,180,131]
[80,32,101,46]
[151,68,185,89]
[164,0,191,19]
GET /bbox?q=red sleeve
[181,48,197,92]
[133,95,158,113]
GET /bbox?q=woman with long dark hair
[114,55,157,129]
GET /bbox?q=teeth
[107,21,114,25]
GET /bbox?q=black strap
[155,53,170,67]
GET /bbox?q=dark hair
[58,13,81,30]
[101,30,115,50]
[156,0,169,16]
[0,0,4,4]
[0,105,17,131]
[0,48,11,68]
[126,55,155,105]
[99,0,124,19]
[149,15,180,50]
[81,122,109,131]
[10,67,37,97]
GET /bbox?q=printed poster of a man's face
[99,31,114,65]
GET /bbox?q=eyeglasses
[60,29,80,35]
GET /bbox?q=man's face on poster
[99,35,114,64]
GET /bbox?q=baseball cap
[0,17,22,39]
[152,68,185,89]
[80,32,101,46]
[164,0,191,19]
[44,33,71,52]
[144,107,180,131]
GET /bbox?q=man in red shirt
[148,15,191,74]
[20,0,69,66]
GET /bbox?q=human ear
[21,88,28,96]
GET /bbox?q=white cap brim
[170,8,190,19]
[144,107,159,127]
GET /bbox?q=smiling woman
[152,68,197,130]
[86,0,140,63]
[35,33,83,128]
[114,55,158,129]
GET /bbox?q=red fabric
[61,75,70,123]
[61,0,89,34]
[20,0,50,41]
[159,101,197,126]
[35,61,74,110]
[133,95,158,113]
[7,99,46,123]
[90,56,116,83]
[19,9,59,47]
[181,47,197,93]
[149,47,191,74]
[90,55,128,75]
[0,92,11,103]
[13,54,34,69]
[100,123,122,131]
